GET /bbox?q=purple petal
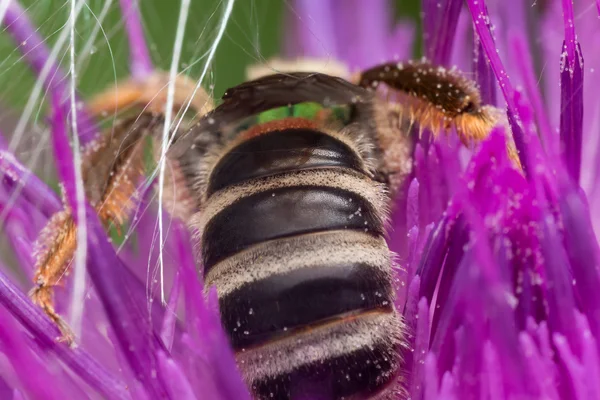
[416,217,452,303]
[519,332,560,400]
[453,326,482,396]
[0,376,12,400]
[160,273,181,352]
[1,1,97,143]
[466,0,518,116]
[507,107,529,175]
[292,0,339,58]
[482,342,505,399]
[50,94,80,215]
[406,178,420,231]
[575,312,600,398]
[508,32,555,153]
[178,241,250,399]
[423,353,440,400]
[333,0,391,68]
[430,218,469,338]
[558,186,600,351]
[559,42,584,183]
[422,0,463,65]
[553,333,585,399]
[540,214,582,355]
[85,209,168,398]
[561,0,577,63]
[400,275,421,376]
[409,297,431,399]
[0,266,128,399]
[438,371,457,399]
[118,0,154,79]
[386,22,416,62]
[473,38,497,105]
[0,147,61,217]
[157,351,197,400]
[0,307,68,400]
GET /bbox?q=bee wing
[203,73,371,131]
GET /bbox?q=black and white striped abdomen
[197,127,403,399]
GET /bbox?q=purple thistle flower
[1,0,600,399]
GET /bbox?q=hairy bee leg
[355,59,522,169]
[30,211,78,344]
[30,283,75,345]
[30,115,161,340]
[32,67,215,339]
[88,71,213,117]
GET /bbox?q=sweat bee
[31,57,517,399]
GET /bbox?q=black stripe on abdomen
[201,186,383,272]
[220,262,391,349]
[206,128,364,196]
[252,339,397,400]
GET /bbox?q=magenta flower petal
[423,353,439,400]
[2,1,97,143]
[157,351,198,400]
[0,376,12,399]
[422,0,463,64]
[409,297,431,400]
[519,331,560,400]
[0,307,68,400]
[558,187,600,346]
[291,0,339,58]
[466,0,517,114]
[559,42,584,182]
[429,218,468,336]
[160,273,181,352]
[506,108,530,175]
[540,215,582,357]
[0,267,128,398]
[561,0,577,63]
[288,0,414,70]
[49,94,81,214]
[178,254,250,400]
[118,0,154,79]
[0,147,61,217]
[332,0,392,68]
[84,209,168,398]
[509,33,554,151]
[473,39,497,105]
[399,275,420,373]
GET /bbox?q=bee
[31,57,517,399]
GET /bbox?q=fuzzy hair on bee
[31,58,518,399]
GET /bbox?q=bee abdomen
[204,231,401,399]
[206,128,365,196]
[199,127,400,399]
[202,185,384,268]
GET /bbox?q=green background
[0,0,421,113]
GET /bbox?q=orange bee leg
[30,212,77,345]
[30,70,214,342]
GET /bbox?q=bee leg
[30,69,215,340]
[29,116,159,341]
[88,72,213,118]
[30,211,78,344]
[30,280,75,346]
[355,59,522,169]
